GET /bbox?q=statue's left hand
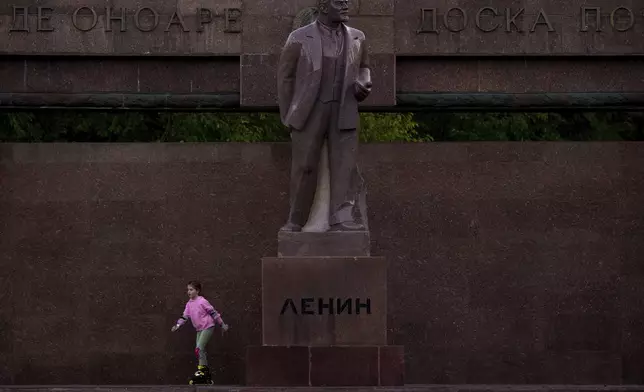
[354,80,372,102]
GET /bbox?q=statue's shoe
[280,222,302,232]
[329,222,365,232]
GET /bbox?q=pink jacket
[176,296,224,332]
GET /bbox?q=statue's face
[326,0,349,23]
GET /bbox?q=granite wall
[2,0,644,110]
[0,142,643,385]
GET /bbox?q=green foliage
[0,110,642,143]
[359,113,424,142]
[0,112,421,143]
[0,112,157,142]
[414,112,563,141]
[413,112,644,141]
[158,113,287,142]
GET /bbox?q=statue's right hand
[354,81,372,102]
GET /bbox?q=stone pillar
[244,1,403,385]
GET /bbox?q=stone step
[246,345,404,386]
[2,386,644,392]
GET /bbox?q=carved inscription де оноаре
[417,6,638,33]
[8,5,242,33]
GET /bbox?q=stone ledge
[0,93,240,109]
[396,92,644,111]
[277,230,371,257]
[2,92,644,111]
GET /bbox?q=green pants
[195,327,214,366]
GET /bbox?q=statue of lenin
[277,0,372,233]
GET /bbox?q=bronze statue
[277,0,372,233]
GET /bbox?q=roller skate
[188,365,214,385]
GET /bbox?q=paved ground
[1,386,644,392]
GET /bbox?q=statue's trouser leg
[288,102,331,227]
[328,102,358,226]
[302,141,331,232]
[195,327,214,366]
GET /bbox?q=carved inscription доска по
[417,6,638,33]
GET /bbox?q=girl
[171,281,229,384]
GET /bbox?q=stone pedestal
[262,256,386,346]
[246,232,404,386]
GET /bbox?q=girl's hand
[222,323,230,332]
[171,324,180,332]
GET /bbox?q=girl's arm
[171,303,189,331]
[202,299,228,329]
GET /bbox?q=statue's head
[317,0,349,23]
